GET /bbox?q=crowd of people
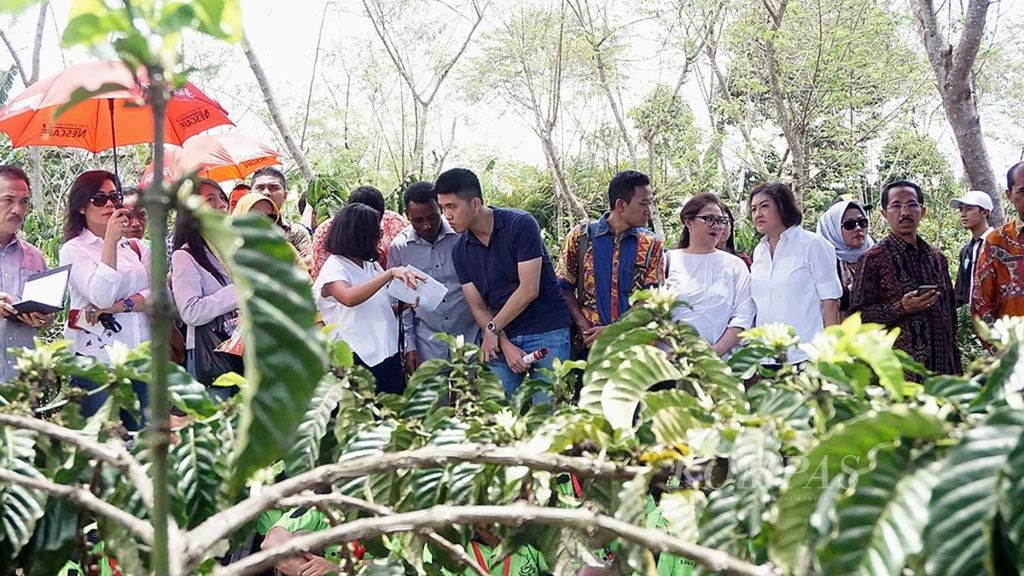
[3,159,1024,575]
[5,162,1024,402]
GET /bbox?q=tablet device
[13,265,71,315]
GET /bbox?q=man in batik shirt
[850,180,961,376]
[557,170,664,351]
[973,161,1024,325]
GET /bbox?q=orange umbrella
[0,60,232,182]
[177,132,280,181]
[138,145,182,189]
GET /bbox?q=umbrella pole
[108,99,121,191]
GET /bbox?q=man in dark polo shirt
[436,168,571,396]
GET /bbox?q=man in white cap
[950,190,993,308]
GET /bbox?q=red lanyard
[471,542,511,576]
[571,474,583,499]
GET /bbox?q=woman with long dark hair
[666,193,755,357]
[313,203,424,394]
[59,170,151,428]
[171,180,239,397]
[717,205,752,268]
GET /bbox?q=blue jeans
[489,327,570,397]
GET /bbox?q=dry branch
[0,412,154,509]
[213,503,779,576]
[0,469,153,544]
[184,444,646,565]
[277,493,487,576]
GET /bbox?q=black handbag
[193,312,244,385]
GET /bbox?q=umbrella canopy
[138,145,183,189]
[0,60,232,153]
[138,133,280,188]
[178,132,280,181]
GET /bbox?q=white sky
[2,0,1023,186]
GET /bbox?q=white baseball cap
[949,190,993,211]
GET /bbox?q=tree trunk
[0,2,48,208]
[759,10,808,198]
[539,130,587,220]
[911,0,1004,224]
[362,0,485,182]
[412,100,428,178]
[28,1,47,208]
[941,89,1001,215]
[143,64,174,576]
[241,35,315,182]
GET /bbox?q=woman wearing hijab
[233,192,310,275]
[816,199,874,314]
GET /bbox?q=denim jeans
[489,327,571,397]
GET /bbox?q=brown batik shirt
[850,234,962,377]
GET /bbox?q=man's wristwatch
[122,297,134,313]
[486,320,501,335]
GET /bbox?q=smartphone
[916,284,939,296]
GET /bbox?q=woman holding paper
[171,180,240,398]
[59,170,150,429]
[313,203,424,393]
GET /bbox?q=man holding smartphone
[850,180,961,377]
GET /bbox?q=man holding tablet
[0,165,52,382]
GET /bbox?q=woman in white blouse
[666,193,755,357]
[749,182,842,363]
[313,203,423,394]
[59,170,151,428]
[171,180,238,398]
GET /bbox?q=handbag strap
[575,221,591,299]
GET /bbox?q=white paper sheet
[386,265,448,311]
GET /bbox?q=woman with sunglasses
[59,170,151,428]
[816,199,875,314]
[665,193,755,357]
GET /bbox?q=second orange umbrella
[178,132,280,182]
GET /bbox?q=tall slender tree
[0,0,49,208]
[362,0,486,180]
[242,35,315,182]
[911,0,1004,224]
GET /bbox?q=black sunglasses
[842,218,869,231]
[90,192,124,208]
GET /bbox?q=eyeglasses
[90,192,123,208]
[695,215,731,227]
[886,202,921,212]
[842,218,869,231]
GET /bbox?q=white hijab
[816,200,875,263]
